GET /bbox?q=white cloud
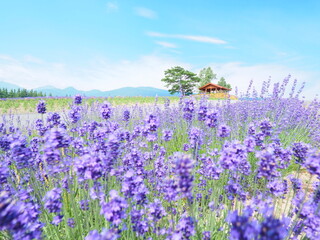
[155,41,177,48]
[0,55,318,99]
[134,7,157,19]
[0,55,190,91]
[106,2,118,12]
[147,32,227,44]
[23,55,44,64]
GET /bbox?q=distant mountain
[0,81,175,97]
[0,81,22,90]
[35,86,175,97]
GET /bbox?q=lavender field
[1,79,320,240]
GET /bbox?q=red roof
[199,83,231,91]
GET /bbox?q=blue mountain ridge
[0,81,175,97]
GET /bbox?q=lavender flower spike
[37,100,46,114]
[74,94,83,105]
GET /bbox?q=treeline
[0,88,46,98]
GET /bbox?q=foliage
[217,77,232,89]
[1,77,320,239]
[161,66,201,96]
[0,88,46,98]
[198,67,216,88]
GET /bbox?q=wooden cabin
[199,83,231,93]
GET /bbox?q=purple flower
[198,104,207,121]
[199,156,223,180]
[79,200,89,211]
[0,192,43,239]
[217,124,231,138]
[188,127,203,149]
[309,182,320,206]
[304,150,320,178]
[74,153,104,181]
[183,98,195,121]
[35,119,47,136]
[100,190,128,226]
[225,180,247,201]
[296,196,320,239]
[288,175,302,192]
[47,112,61,127]
[170,214,195,239]
[292,142,310,164]
[291,190,305,213]
[202,231,211,240]
[85,228,119,240]
[52,215,63,225]
[248,123,256,135]
[122,170,148,205]
[173,153,194,199]
[123,109,130,122]
[162,129,173,141]
[146,133,157,142]
[144,114,159,132]
[219,141,251,175]
[74,95,82,105]
[147,199,166,222]
[131,208,149,237]
[10,135,33,169]
[271,144,292,169]
[267,179,288,197]
[67,218,75,228]
[0,165,9,184]
[0,191,23,229]
[36,100,46,114]
[154,156,167,179]
[162,178,178,202]
[254,132,265,147]
[0,135,11,151]
[123,148,145,175]
[42,148,61,165]
[244,136,256,152]
[43,188,63,214]
[205,109,218,128]
[183,143,190,152]
[256,147,280,179]
[257,216,289,239]
[259,119,273,137]
[44,127,71,149]
[68,105,81,124]
[101,101,112,120]
[227,207,258,240]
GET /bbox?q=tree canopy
[161,66,201,96]
[217,77,232,89]
[0,88,46,98]
[198,67,216,88]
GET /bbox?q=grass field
[0,96,179,114]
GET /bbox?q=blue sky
[0,0,319,97]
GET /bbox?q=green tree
[198,67,216,87]
[218,77,232,89]
[161,66,201,96]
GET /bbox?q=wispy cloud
[147,32,227,44]
[106,2,118,12]
[155,41,177,48]
[23,55,44,64]
[134,7,157,19]
[0,55,189,91]
[0,55,317,99]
